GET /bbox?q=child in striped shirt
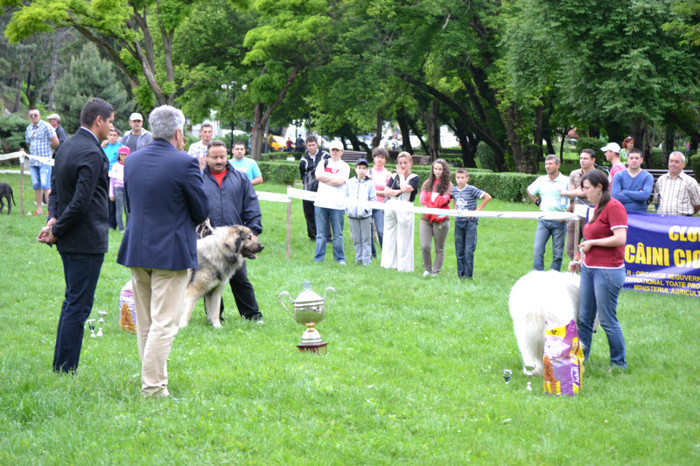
[452,168,492,279]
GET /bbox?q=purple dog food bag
[543,319,584,396]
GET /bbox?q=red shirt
[583,198,628,268]
[212,170,226,187]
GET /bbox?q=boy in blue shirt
[452,168,491,279]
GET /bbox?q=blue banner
[624,211,700,297]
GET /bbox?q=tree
[2,0,196,109]
[54,43,134,133]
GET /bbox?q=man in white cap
[47,113,68,147]
[121,112,152,153]
[313,140,349,264]
[601,142,625,182]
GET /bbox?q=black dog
[0,182,15,215]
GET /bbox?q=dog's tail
[10,187,15,206]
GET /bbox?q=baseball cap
[47,113,60,121]
[600,142,621,153]
[356,158,368,167]
[118,146,131,155]
[328,140,344,151]
[129,112,143,121]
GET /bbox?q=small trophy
[280,281,336,354]
[86,319,96,338]
[96,310,107,337]
[503,369,512,386]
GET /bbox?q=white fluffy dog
[509,270,581,376]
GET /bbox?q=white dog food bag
[543,319,584,396]
[119,280,137,333]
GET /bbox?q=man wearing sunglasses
[25,109,60,215]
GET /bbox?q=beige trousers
[130,267,188,397]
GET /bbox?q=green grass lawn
[0,173,697,464]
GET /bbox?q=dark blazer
[48,127,109,254]
[117,139,209,271]
[202,165,262,235]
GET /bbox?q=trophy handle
[279,291,295,318]
[324,287,337,311]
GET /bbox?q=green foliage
[476,141,498,172]
[575,137,606,154]
[468,172,537,202]
[0,114,30,152]
[690,153,700,180]
[54,43,134,133]
[258,160,298,184]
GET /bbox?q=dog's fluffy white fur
[509,270,581,376]
[179,225,263,329]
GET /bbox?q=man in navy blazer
[37,98,115,374]
[117,105,209,398]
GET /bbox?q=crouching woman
[569,169,627,371]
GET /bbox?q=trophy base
[297,342,328,355]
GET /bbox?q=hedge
[258,160,534,202]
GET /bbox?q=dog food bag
[119,280,137,333]
[543,319,584,396]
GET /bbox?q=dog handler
[202,140,264,323]
[568,169,627,371]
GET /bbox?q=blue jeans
[371,209,384,257]
[30,164,52,190]
[455,220,477,278]
[54,252,105,373]
[114,187,128,232]
[533,219,566,271]
[314,207,345,262]
[578,264,627,369]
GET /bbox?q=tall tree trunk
[248,64,303,160]
[25,69,35,109]
[48,30,60,111]
[499,102,535,173]
[396,107,412,154]
[418,100,439,161]
[408,121,428,155]
[642,122,653,169]
[451,119,476,168]
[13,57,24,113]
[533,104,544,158]
[250,103,266,160]
[662,125,675,166]
[372,111,382,149]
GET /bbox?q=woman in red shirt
[419,159,452,277]
[569,169,628,371]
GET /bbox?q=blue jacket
[202,165,262,235]
[117,139,209,270]
[346,176,376,219]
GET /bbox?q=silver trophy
[280,281,336,354]
[86,319,96,338]
[96,310,107,337]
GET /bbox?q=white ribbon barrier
[256,187,579,258]
[271,187,579,221]
[0,150,54,166]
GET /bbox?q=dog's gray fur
[179,225,263,328]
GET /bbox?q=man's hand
[37,217,58,245]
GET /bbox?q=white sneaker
[422,271,431,277]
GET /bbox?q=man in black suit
[117,105,209,398]
[37,98,115,374]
